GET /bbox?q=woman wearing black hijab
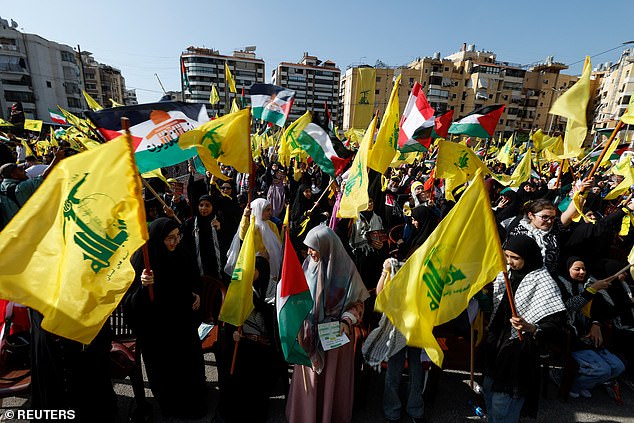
[483,235,566,423]
[398,205,438,261]
[182,195,228,282]
[124,218,207,419]
[290,184,322,246]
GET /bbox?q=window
[67,97,82,108]
[60,51,76,64]
[499,119,504,124]
[46,81,52,88]
[5,90,35,103]
[376,77,381,82]
[543,79,549,84]
[460,104,464,112]
[375,89,380,94]
[452,94,456,99]
[424,69,428,74]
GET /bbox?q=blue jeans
[483,376,525,423]
[383,346,426,420]
[571,348,625,392]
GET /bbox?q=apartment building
[0,17,83,120]
[593,48,634,139]
[340,44,579,141]
[80,51,127,108]
[272,52,340,124]
[180,46,265,115]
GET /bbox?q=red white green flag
[49,108,67,125]
[398,82,436,152]
[276,231,313,366]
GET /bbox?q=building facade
[340,44,579,141]
[0,17,83,120]
[593,48,634,143]
[180,46,265,116]
[80,51,126,108]
[272,53,340,124]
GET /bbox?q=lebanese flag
[250,83,295,127]
[49,108,67,125]
[398,82,435,152]
[276,231,313,366]
[448,104,505,138]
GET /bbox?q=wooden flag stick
[470,322,475,390]
[141,178,182,225]
[502,271,523,341]
[587,120,624,180]
[230,327,241,375]
[122,117,154,302]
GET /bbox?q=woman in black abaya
[124,218,207,419]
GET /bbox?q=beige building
[593,48,634,143]
[80,51,127,108]
[340,44,579,141]
[272,52,340,124]
[181,46,265,116]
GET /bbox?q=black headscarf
[503,235,543,285]
[404,206,438,259]
[196,194,216,221]
[495,189,521,222]
[292,183,313,222]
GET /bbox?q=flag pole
[140,178,182,225]
[122,117,155,302]
[230,110,255,375]
[586,120,623,180]
[502,271,523,341]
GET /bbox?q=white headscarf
[225,198,282,284]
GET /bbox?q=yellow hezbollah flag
[621,93,634,125]
[210,84,220,105]
[352,68,376,129]
[375,170,505,367]
[605,158,634,200]
[83,90,103,111]
[338,116,376,218]
[279,111,312,167]
[230,98,240,113]
[0,135,148,344]
[24,119,43,132]
[20,139,35,157]
[508,148,533,188]
[178,108,251,180]
[599,137,619,167]
[549,56,592,159]
[225,62,237,93]
[496,135,514,166]
[368,74,401,174]
[435,140,490,201]
[219,216,256,326]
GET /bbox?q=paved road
[2,352,633,422]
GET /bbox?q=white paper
[318,321,350,351]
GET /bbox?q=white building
[0,17,83,120]
[272,52,340,124]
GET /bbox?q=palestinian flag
[250,83,295,127]
[398,82,435,152]
[433,109,454,139]
[49,108,67,125]
[276,231,313,366]
[324,101,335,133]
[85,102,208,173]
[285,112,351,177]
[448,104,505,138]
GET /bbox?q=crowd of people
[1,113,634,423]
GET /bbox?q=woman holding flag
[483,235,566,423]
[286,225,369,423]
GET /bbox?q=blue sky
[3,0,631,104]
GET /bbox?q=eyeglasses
[165,233,183,243]
[534,214,556,222]
[221,186,232,190]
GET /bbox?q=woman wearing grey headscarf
[286,225,369,423]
